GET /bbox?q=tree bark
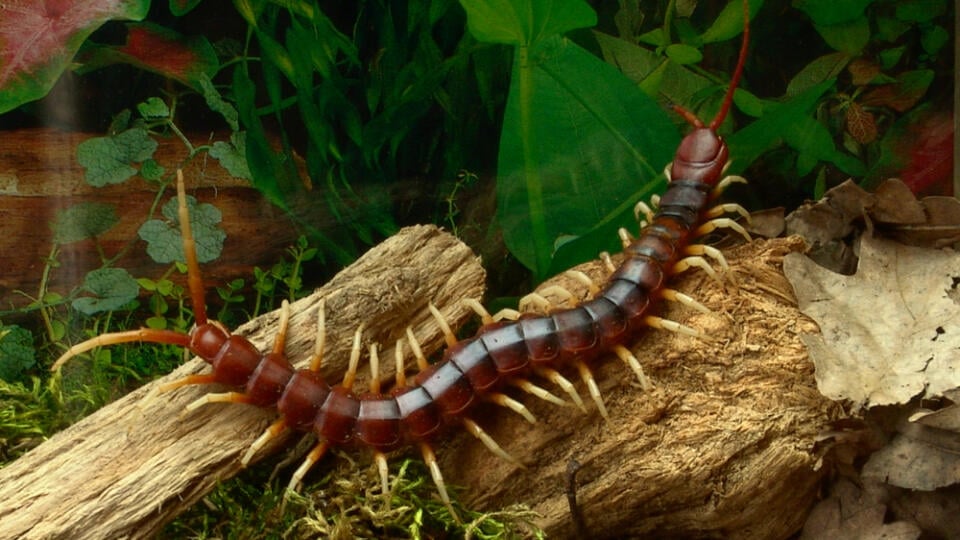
[439,237,842,539]
[0,224,485,540]
[0,232,840,539]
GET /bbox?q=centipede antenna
[394,339,407,387]
[461,418,522,466]
[272,300,291,355]
[509,378,568,407]
[613,345,651,392]
[243,418,289,466]
[535,367,586,412]
[309,300,326,372]
[485,392,536,424]
[288,440,331,493]
[576,361,609,419]
[341,324,364,390]
[368,343,381,394]
[428,303,457,347]
[405,327,429,371]
[176,170,207,327]
[709,0,751,130]
[420,442,460,524]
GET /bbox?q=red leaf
[113,22,218,87]
[0,0,149,113]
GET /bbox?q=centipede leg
[694,217,752,243]
[462,418,522,466]
[576,361,608,419]
[374,451,391,507]
[660,288,711,314]
[535,367,587,412]
[705,202,751,222]
[485,392,536,423]
[613,345,651,391]
[673,255,721,282]
[420,442,460,523]
[645,315,708,340]
[712,174,748,197]
[288,440,331,493]
[428,304,457,347]
[508,378,568,407]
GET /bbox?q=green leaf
[210,132,252,180]
[199,75,239,132]
[459,0,597,46]
[700,0,764,44]
[727,79,836,172]
[895,0,947,23]
[76,127,158,186]
[51,202,119,244]
[785,52,850,98]
[140,158,165,181]
[71,268,140,315]
[137,97,170,119]
[665,44,702,65]
[920,25,949,55]
[814,17,870,54]
[169,0,204,16]
[792,0,875,26]
[0,325,35,381]
[497,35,677,278]
[138,195,226,264]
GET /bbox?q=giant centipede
[50,0,753,524]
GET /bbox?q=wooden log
[0,127,298,310]
[438,236,841,539]
[0,231,840,539]
[0,224,485,539]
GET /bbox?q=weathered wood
[438,237,841,539]
[0,232,840,539]
[0,224,485,540]
[0,127,298,309]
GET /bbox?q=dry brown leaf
[800,479,921,540]
[863,391,960,490]
[783,234,960,408]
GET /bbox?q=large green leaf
[497,35,678,278]
[459,0,597,46]
[0,0,150,114]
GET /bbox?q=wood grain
[0,224,485,539]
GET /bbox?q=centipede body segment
[50,0,755,524]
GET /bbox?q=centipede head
[668,0,749,187]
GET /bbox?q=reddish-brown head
[669,128,729,185]
[667,0,749,187]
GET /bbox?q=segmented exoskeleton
[52,0,753,523]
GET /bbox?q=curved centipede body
[50,1,754,528]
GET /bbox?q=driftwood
[438,236,842,538]
[0,228,840,539]
[0,225,485,539]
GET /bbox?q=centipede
[51,1,753,526]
